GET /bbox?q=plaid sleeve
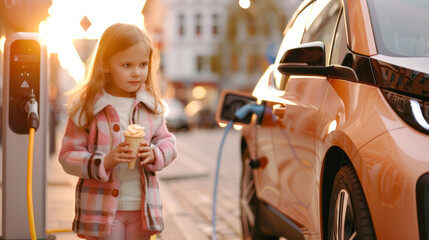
[58,118,112,182]
[141,169,164,233]
[145,116,177,172]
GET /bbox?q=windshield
[367,0,429,57]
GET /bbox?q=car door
[253,65,282,205]
[251,2,313,207]
[270,0,342,234]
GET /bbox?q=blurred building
[143,0,300,127]
[144,0,231,123]
[220,0,287,91]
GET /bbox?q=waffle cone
[124,135,144,169]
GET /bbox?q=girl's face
[105,42,150,97]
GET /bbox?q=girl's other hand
[138,140,155,165]
[104,142,134,169]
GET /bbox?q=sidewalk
[47,127,209,240]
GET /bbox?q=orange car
[216,0,429,239]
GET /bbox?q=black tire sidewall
[327,165,376,240]
[240,148,278,240]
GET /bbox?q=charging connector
[233,103,264,122]
[25,89,39,130]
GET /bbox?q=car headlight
[382,89,429,134]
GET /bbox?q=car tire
[240,148,278,240]
[327,165,376,240]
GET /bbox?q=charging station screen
[9,39,41,134]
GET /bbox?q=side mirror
[278,41,358,82]
[280,41,325,66]
[216,90,257,125]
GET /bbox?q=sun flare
[39,0,146,84]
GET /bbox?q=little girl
[59,23,177,240]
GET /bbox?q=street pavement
[46,125,243,240]
[159,128,243,240]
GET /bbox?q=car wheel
[328,165,376,240]
[240,148,278,240]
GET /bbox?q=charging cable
[25,90,39,240]
[25,91,76,238]
[212,121,233,240]
[27,128,37,240]
[212,103,264,239]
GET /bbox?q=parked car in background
[163,98,189,131]
[194,108,217,128]
[217,0,429,239]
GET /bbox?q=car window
[367,0,429,57]
[301,0,341,63]
[273,4,313,90]
[330,11,349,65]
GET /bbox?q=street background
[0,0,301,239]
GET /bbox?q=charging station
[2,32,48,240]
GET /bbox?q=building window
[212,14,218,36]
[247,55,260,73]
[195,14,202,37]
[210,55,220,73]
[197,55,203,72]
[179,14,185,37]
[196,55,211,72]
[231,55,238,72]
[247,18,256,36]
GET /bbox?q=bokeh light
[239,0,251,9]
[39,0,146,84]
[185,100,203,117]
[192,86,207,100]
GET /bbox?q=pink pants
[86,210,152,240]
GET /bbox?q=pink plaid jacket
[58,89,177,237]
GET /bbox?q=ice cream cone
[124,135,144,169]
[123,124,145,169]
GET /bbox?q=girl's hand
[104,142,134,169]
[138,140,155,165]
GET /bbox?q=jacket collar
[93,88,163,116]
[136,88,164,114]
[72,88,162,128]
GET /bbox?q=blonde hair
[67,23,163,129]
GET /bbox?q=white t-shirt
[105,93,142,211]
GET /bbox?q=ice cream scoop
[123,124,145,137]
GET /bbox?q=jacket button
[112,189,119,197]
[113,124,120,132]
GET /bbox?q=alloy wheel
[332,189,357,240]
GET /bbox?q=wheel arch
[320,146,352,240]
